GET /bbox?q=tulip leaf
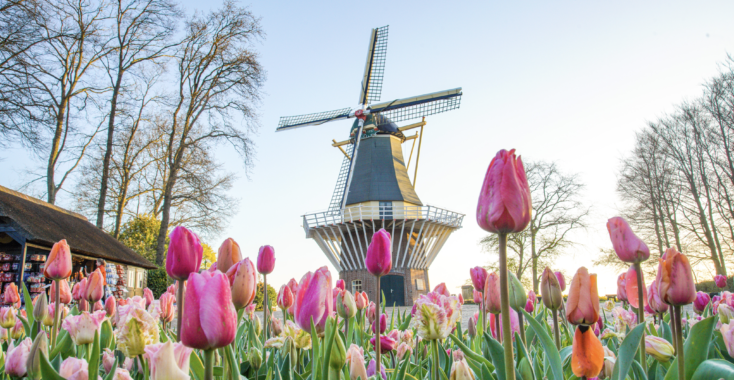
[484,332,506,380]
[665,315,718,380]
[190,350,205,380]
[632,359,649,380]
[88,330,100,380]
[521,309,563,380]
[691,359,734,380]
[100,319,113,349]
[213,366,224,376]
[612,322,645,380]
[399,315,412,331]
[18,314,31,339]
[40,351,66,380]
[21,282,34,325]
[714,331,734,363]
[448,332,494,371]
[103,359,118,380]
[662,320,673,344]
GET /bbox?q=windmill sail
[327,144,354,213]
[358,25,389,106]
[277,107,353,132]
[368,88,463,123]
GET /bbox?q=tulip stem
[264,274,269,341]
[202,349,214,380]
[176,281,184,342]
[498,233,516,380]
[634,262,646,375]
[674,306,685,380]
[52,279,60,349]
[518,311,526,345]
[431,339,440,380]
[481,300,487,337]
[552,309,561,350]
[375,276,382,375]
[495,313,501,342]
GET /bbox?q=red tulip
[470,267,488,292]
[555,271,566,291]
[143,288,154,307]
[616,273,628,302]
[606,217,650,263]
[625,265,647,309]
[293,266,333,335]
[433,283,450,297]
[566,267,600,326]
[49,280,71,304]
[716,275,728,289]
[571,326,604,378]
[278,285,294,311]
[257,245,275,275]
[476,149,532,234]
[225,258,257,310]
[365,229,392,277]
[181,270,237,350]
[658,247,696,306]
[216,238,241,274]
[85,269,104,303]
[44,240,72,280]
[166,226,203,281]
[105,296,116,318]
[484,272,501,314]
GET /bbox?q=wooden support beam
[398,120,427,131]
[332,139,351,159]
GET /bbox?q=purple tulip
[293,266,333,335]
[257,245,275,275]
[365,229,392,277]
[372,313,387,334]
[715,275,728,289]
[367,359,387,380]
[470,267,488,292]
[166,226,203,281]
[693,291,711,314]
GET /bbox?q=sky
[2,1,734,295]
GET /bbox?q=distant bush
[254,282,277,312]
[147,268,169,298]
[696,276,732,293]
[599,296,608,301]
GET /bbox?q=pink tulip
[566,267,600,326]
[606,217,650,263]
[484,272,501,314]
[49,280,72,304]
[458,293,464,305]
[72,278,86,301]
[396,342,413,360]
[257,245,276,275]
[9,318,23,339]
[225,258,257,310]
[335,279,345,291]
[93,300,104,312]
[166,226,203,281]
[85,268,105,303]
[693,291,710,314]
[472,290,482,304]
[616,273,628,302]
[525,298,534,313]
[105,296,116,318]
[355,291,368,310]
[371,329,399,352]
[433,283,450,297]
[143,288,154,307]
[658,247,696,306]
[293,266,333,335]
[348,344,368,380]
[159,292,175,323]
[144,341,193,380]
[646,282,668,314]
[60,357,91,379]
[44,303,67,327]
[286,278,299,315]
[62,310,106,345]
[4,283,19,306]
[721,322,734,358]
[216,238,242,274]
[489,308,520,341]
[181,270,237,350]
[372,313,387,334]
[476,149,532,234]
[245,304,256,320]
[5,337,31,377]
[625,265,647,309]
[716,275,728,289]
[117,298,129,307]
[555,271,566,291]
[367,302,376,324]
[79,299,89,313]
[277,285,294,311]
[103,349,116,373]
[470,267,488,292]
[365,229,392,277]
[45,240,73,280]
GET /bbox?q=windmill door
[380,275,405,307]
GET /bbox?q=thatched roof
[0,185,156,269]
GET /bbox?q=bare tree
[152,1,264,264]
[481,161,589,292]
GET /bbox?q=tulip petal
[572,327,604,378]
[182,272,208,349]
[199,271,237,348]
[625,266,648,309]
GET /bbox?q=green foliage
[254,281,277,311]
[118,214,168,263]
[202,243,217,269]
[696,276,732,292]
[147,268,169,298]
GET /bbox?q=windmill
[278,26,465,306]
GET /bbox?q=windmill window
[379,201,393,220]
[415,279,425,291]
[352,280,362,294]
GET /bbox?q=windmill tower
[277,26,464,306]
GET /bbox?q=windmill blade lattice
[358,25,389,105]
[368,88,462,123]
[277,107,353,131]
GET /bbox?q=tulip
[716,275,728,289]
[507,272,526,311]
[141,288,153,307]
[278,285,295,312]
[271,316,284,336]
[600,347,616,380]
[616,273,628,302]
[693,291,710,314]
[355,291,368,310]
[112,369,134,380]
[181,270,237,351]
[166,227,203,284]
[524,298,534,313]
[397,342,413,360]
[647,283,668,314]
[410,291,462,341]
[117,307,160,357]
[372,314,387,334]
[367,359,387,380]
[9,319,23,340]
[86,268,105,303]
[721,322,734,357]
[370,329,398,352]
[26,332,47,380]
[347,344,368,380]
[102,349,117,373]
[72,278,86,301]
[470,267,487,292]
[433,283,450,297]
[44,303,67,327]
[256,245,276,275]
[488,308,520,341]
[571,326,604,378]
[472,290,482,304]
[625,265,647,309]
[248,349,263,371]
[566,267,600,326]
[32,292,47,323]
[245,303,256,320]
[93,300,105,312]
[476,149,532,233]
[62,310,106,345]
[367,302,376,324]
[293,266,333,335]
[105,296,116,318]
[645,336,675,362]
[607,217,650,263]
[145,341,193,380]
[337,290,357,319]
[555,271,566,291]
[450,359,476,380]
[286,278,300,315]
[159,292,175,324]
[719,304,734,324]
[225,258,257,310]
[49,279,72,304]
[468,313,478,338]
[0,307,17,329]
[5,338,31,377]
[484,272,501,314]
[541,268,563,311]
[365,229,392,277]
[215,238,241,274]
[658,247,696,306]
[604,300,615,312]
[45,239,72,280]
[59,357,90,379]
[4,283,19,306]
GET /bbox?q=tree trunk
[155,171,176,266]
[47,98,68,205]
[97,72,123,228]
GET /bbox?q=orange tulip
[44,240,72,280]
[566,267,599,326]
[624,265,647,309]
[85,269,104,303]
[658,247,696,306]
[49,280,72,304]
[217,238,242,274]
[4,283,19,306]
[571,326,604,378]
